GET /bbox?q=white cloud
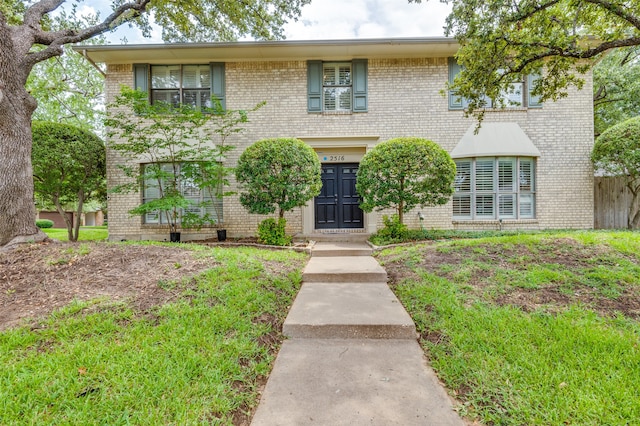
[96,0,452,44]
[284,0,452,40]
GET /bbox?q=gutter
[79,49,106,77]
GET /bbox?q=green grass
[0,244,306,425]
[43,226,108,242]
[378,230,640,425]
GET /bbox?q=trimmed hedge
[36,219,54,229]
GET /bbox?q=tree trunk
[72,190,85,242]
[0,74,46,248]
[52,194,73,242]
[0,20,48,249]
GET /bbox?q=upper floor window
[150,65,211,109]
[308,59,368,113]
[133,62,226,111]
[453,157,536,220]
[323,62,352,111]
[448,58,542,111]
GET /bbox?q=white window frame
[150,65,211,110]
[142,162,222,225]
[323,62,352,112]
[453,157,536,220]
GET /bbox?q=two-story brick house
[78,38,594,241]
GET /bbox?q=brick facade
[101,42,594,241]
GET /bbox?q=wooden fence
[594,176,640,229]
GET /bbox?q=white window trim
[453,157,536,220]
[150,64,211,110]
[142,162,222,225]
[323,62,352,112]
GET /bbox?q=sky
[85,0,453,44]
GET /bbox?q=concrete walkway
[250,241,464,425]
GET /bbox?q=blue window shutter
[352,59,368,112]
[448,57,464,110]
[210,62,226,111]
[527,73,543,108]
[307,60,322,112]
[133,63,148,93]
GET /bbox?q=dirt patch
[382,239,640,319]
[0,241,216,330]
[496,286,640,318]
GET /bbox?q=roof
[451,122,541,159]
[73,37,459,64]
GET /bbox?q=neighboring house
[77,38,594,242]
[37,209,104,228]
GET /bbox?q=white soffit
[451,122,541,159]
[74,38,459,64]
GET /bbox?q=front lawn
[0,243,306,424]
[43,226,108,242]
[378,231,640,425]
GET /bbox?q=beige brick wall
[104,58,594,241]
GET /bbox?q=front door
[315,163,364,229]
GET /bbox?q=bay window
[453,158,535,220]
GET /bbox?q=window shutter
[352,59,368,112]
[307,60,322,112]
[210,62,226,111]
[527,73,543,108]
[133,63,149,93]
[448,57,464,110]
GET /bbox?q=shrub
[236,138,322,219]
[36,219,54,229]
[375,215,409,243]
[357,137,456,225]
[257,218,292,246]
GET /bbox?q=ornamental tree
[32,121,106,242]
[411,0,640,120]
[356,137,456,225]
[0,0,308,249]
[236,138,322,219]
[592,116,640,229]
[105,88,262,234]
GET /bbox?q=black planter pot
[170,232,181,242]
[216,229,227,242]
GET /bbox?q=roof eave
[72,37,460,64]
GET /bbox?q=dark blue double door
[315,163,364,229]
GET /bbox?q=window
[323,62,352,111]
[308,59,368,113]
[150,65,211,109]
[133,63,225,110]
[142,163,222,225]
[453,158,535,220]
[448,58,542,110]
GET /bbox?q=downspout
[80,49,107,78]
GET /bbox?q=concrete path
[251,241,464,426]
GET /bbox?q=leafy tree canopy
[356,137,456,225]
[412,0,640,119]
[593,47,640,136]
[236,138,322,219]
[0,0,308,248]
[592,116,640,228]
[32,121,106,241]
